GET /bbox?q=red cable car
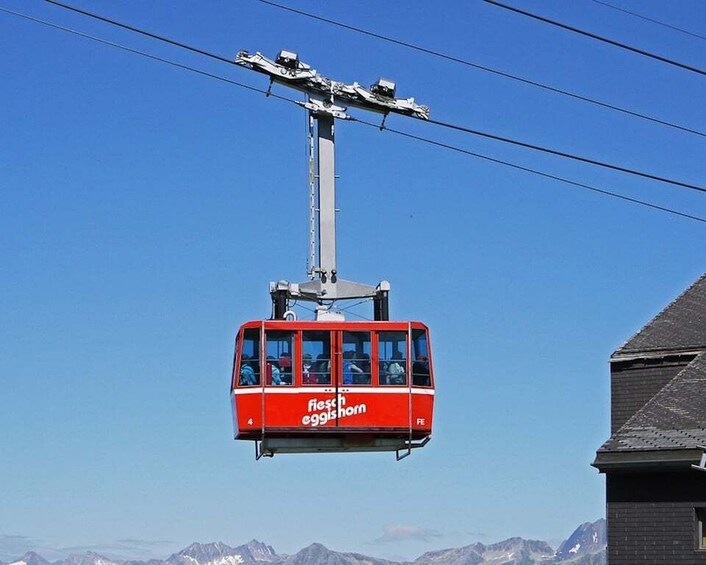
[231,50,435,458]
[231,319,434,458]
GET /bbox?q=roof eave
[610,348,704,363]
[592,448,704,473]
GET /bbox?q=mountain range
[1,519,605,565]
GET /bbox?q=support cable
[30,0,706,192]
[45,0,234,65]
[253,0,706,139]
[423,116,706,194]
[483,0,706,78]
[592,0,706,42]
[3,6,704,225]
[0,6,300,108]
[351,117,706,224]
[339,299,373,313]
[339,308,374,322]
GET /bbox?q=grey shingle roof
[613,272,706,357]
[598,353,706,452]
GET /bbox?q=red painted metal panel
[231,321,435,442]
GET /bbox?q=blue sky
[1,0,705,562]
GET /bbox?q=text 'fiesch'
[302,396,367,426]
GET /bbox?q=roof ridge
[613,272,706,356]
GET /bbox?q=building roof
[597,352,706,454]
[612,273,706,359]
[595,273,706,470]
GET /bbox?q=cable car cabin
[231,320,434,459]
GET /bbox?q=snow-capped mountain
[166,541,277,565]
[61,552,119,565]
[413,537,555,564]
[8,552,51,565]
[2,520,606,565]
[555,519,606,562]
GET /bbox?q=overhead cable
[592,0,706,42]
[424,117,706,194]
[47,0,706,139]
[352,117,706,224]
[253,0,706,139]
[483,0,706,78]
[45,0,234,65]
[3,6,704,225]
[0,6,298,107]
[37,0,706,191]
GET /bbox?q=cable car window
[302,331,331,385]
[342,331,371,385]
[378,331,407,386]
[412,328,431,387]
[265,330,294,386]
[238,328,261,386]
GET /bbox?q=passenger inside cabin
[302,353,316,384]
[266,356,282,385]
[314,354,331,385]
[278,352,293,385]
[239,354,258,386]
[358,352,371,384]
[385,350,406,385]
[342,350,364,385]
[412,354,430,386]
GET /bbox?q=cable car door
[261,327,297,429]
[337,328,412,431]
[299,329,338,430]
[335,330,372,429]
[374,327,412,432]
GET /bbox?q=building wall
[607,472,706,564]
[610,356,693,433]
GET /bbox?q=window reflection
[302,331,331,385]
[379,331,407,386]
[238,328,260,386]
[265,330,294,386]
[342,331,371,385]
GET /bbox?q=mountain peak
[289,543,398,565]
[300,543,327,551]
[9,552,51,565]
[555,519,606,562]
[414,536,558,564]
[167,540,276,565]
[61,552,118,565]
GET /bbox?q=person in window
[353,353,371,385]
[266,356,282,385]
[342,350,364,385]
[412,354,430,386]
[239,354,258,386]
[278,352,293,385]
[386,356,406,385]
[302,353,316,384]
[314,354,331,385]
[387,360,405,385]
[357,353,371,384]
